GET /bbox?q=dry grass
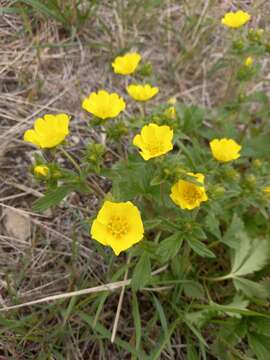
[0,0,270,358]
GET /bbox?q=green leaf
[248,332,270,360]
[223,294,250,318]
[132,253,151,291]
[144,219,162,230]
[16,0,67,23]
[184,319,208,348]
[188,239,216,258]
[222,213,245,249]
[151,294,168,334]
[195,304,270,318]
[253,317,270,336]
[243,133,270,158]
[230,232,252,275]
[187,339,199,360]
[185,310,213,328]
[93,267,126,326]
[205,213,221,239]
[156,234,183,263]
[33,186,72,212]
[0,6,21,14]
[213,319,248,359]
[79,312,139,356]
[179,103,205,132]
[132,292,141,351]
[233,277,270,299]
[150,174,164,186]
[183,281,205,300]
[149,317,181,360]
[231,235,269,277]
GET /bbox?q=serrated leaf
[231,232,252,275]
[224,294,250,318]
[185,310,213,328]
[233,277,270,299]
[33,186,72,212]
[157,234,183,263]
[132,253,151,291]
[183,281,205,300]
[214,319,247,358]
[188,239,216,258]
[222,213,245,249]
[231,236,269,277]
[205,213,221,239]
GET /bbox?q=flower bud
[246,174,256,187]
[244,56,254,67]
[214,186,225,196]
[107,122,128,140]
[232,39,245,51]
[51,169,62,179]
[164,106,176,119]
[248,28,264,43]
[265,44,270,54]
[138,62,153,77]
[225,168,240,181]
[167,97,177,105]
[237,65,255,81]
[253,159,262,168]
[238,92,246,102]
[163,168,171,176]
[34,165,49,177]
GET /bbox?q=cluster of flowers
[23,9,264,256]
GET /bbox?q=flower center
[146,140,163,155]
[182,184,201,204]
[107,216,129,239]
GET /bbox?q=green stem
[88,175,106,198]
[60,148,105,199]
[203,273,232,282]
[160,183,165,207]
[139,103,145,117]
[60,147,81,174]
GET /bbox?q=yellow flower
[170,173,208,210]
[164,106,176,119]
[133,123,173,160]
[34,165,49,177]
[112,52,141,75]
[221,10,250,29]
[126,84,159,102]
[82,90,126,120]
[24,114,70,149]
[210,138,241,162]
[91,201,144,256]
[245,56,253,66]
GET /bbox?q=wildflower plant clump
[21,12,270,359]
